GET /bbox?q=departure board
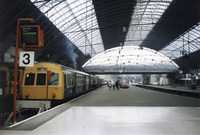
[21,26,38,46]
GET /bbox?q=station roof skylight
[159,23,200,59]
[31,0,104,57]
[124,0,173,46]
[82,46,179,73]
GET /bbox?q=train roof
[32,62,90,76]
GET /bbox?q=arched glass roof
[82,46,179,73]
[124,0,173,46]
[31,0,104,57]
[30,0,199,71]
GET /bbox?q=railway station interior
[0,0,200,134]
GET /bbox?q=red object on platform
[120,84,129,88]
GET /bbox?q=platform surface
[140,84,200,93]
[1,85,200,135]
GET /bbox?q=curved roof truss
[82,46,179,73]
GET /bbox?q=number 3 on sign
[19,51,35,67]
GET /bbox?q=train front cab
[22,63,64,100]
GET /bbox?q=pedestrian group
[108,80,120,90]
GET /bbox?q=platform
[1,85,200,135]
[135,84,200,99]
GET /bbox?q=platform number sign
[19,51,34,67]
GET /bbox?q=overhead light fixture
[119,69,123,73]
[179,70,183,74]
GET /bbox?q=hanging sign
[19,51,34,67]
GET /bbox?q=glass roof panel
[82,46,179,73]
[159,23,200,59]
[124,0,173,46]
[31,0,104,56]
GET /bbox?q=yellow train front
[22,62,101,101]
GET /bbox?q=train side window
[36,73,46,85]
[64,74,67,87]
[67,76,71,85]
[72,78,74,85]
[48,73,59,85]
[80,77,83,84]
[25,73,35,85]
[77,77,80,83]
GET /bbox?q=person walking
[108,81,112,90]
[112,82,115,90]
[115,80,119,90]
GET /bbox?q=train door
[89,75,91,90]
[35,72,47,99]
[86,76,90,91]
[76,74,83,94]
[90,76,95,90]
[85,75,89,91]
[97,78,100,87]
[73,72,77,94]
[64,72,73,97]
[64,73,67,97]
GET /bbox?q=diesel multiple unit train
[0,62,103,101]
[22,62,103,100]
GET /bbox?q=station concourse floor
[1,85,200,135]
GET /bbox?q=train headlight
[25,93,29,97]
[52,93,56,97]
